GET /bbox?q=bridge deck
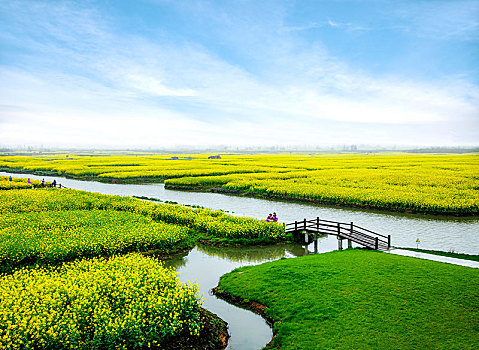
[285,218,390,251]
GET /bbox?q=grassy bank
[215,249,479,349]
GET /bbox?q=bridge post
[317,217,319,231]
[387,235,391,249]
[375,237,379,250]
[348,222,353,248]
[303,218,306,231]
[337,223,340,237]
[314,238,318,253]
[338,236,343,250]
[295,221,298,231]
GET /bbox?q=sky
[0,0,478,149]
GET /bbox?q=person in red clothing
[272,212,278,222]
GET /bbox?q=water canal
[2,171,478,349]
[4,171,477,254]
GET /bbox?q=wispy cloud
[283,19,368,32]
[328,19,339,27]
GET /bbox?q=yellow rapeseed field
[0,176,44,190]
[0,210,190,271]
[0,254,202,349]
[0,186,285,271]
[1,153,477,214]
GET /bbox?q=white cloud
[283,20,368,33]
[328,19,339,27]
[123,74,196,97]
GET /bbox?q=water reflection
[196,243,295,263]
[159,251,189,270]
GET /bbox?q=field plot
[0,186,285,272]
[0,254,203,349]
[0,176,45,190]
[0,210,191,271]
[1,153,477,214]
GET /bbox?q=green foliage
[0,180,236,349]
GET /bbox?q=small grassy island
[215,249,479,349]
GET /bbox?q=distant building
[207,155,221,159]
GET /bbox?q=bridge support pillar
[348,239,352,249]
[314,237,318,253]
[337,236,343,250]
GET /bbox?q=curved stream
[162,244,309,349]
[2,172,478,349]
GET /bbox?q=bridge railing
[285,217,390,250]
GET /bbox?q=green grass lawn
[216,249,479,349]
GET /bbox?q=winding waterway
[4,171,477,254]
[2,171,478,349]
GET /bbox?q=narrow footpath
[388,249,479,268]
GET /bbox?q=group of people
[41,178,58,187]
[266,212,278,222]
[9,176,59,188]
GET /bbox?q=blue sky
[1,0,478,148]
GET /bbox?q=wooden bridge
[285,217,391,251]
